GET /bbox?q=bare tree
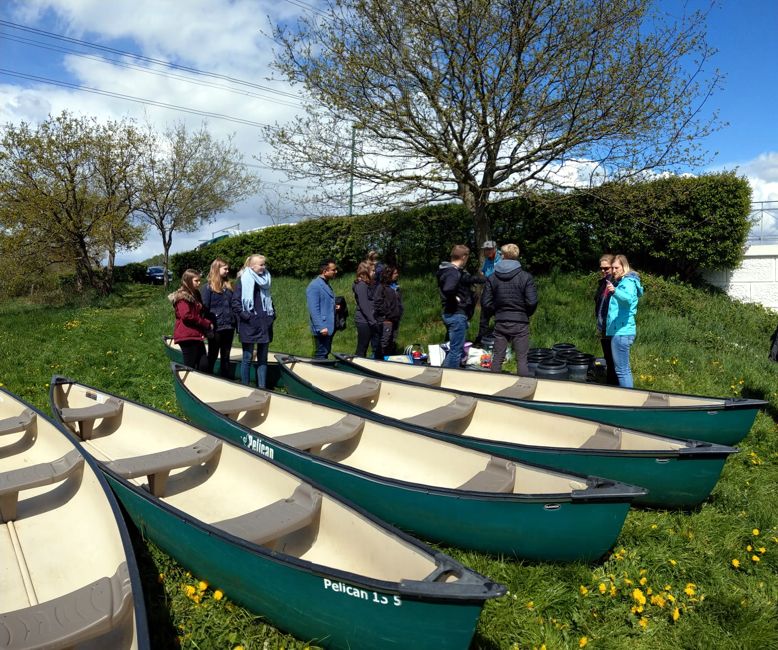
[135,122,258,285]
[267,0,723,259]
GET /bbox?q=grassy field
[1,272,777,649]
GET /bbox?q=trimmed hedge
[172,172,751,281]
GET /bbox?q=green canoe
[1,386,149,650]
[162,335,283,389]
[277,356,738,509]
[172,364,645,561]
[332,354,765,446]
[49,376,504,650]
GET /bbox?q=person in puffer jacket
[169,269,213,372]
[605,254,644,388]
[481,243,537,375]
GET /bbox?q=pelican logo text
[244,434,274,459]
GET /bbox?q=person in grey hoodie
[480,243,538,375]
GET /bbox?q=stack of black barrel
[528,343,596,382]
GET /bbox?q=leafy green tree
[267,0,722,261]
[0,112,147,294]
[135,122,258,285]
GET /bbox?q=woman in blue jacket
[605,254,644,388]
[201,258,235,378]
[231,254,275,388]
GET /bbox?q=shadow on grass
[469,631,502,650]
[741,384,778,421]
[126,518,178,649]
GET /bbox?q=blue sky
[1,0,776,262]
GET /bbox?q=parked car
[146,266,173,284]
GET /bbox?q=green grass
[1,273,777,649]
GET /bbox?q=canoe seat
[457,457,516,493]
[213,483,322,548]
[328,378,381,408]
[0,409,36,436]
[105,436,222,497]
[410,367,443,386]
[59,398,124,440]
[276,414,365,453]
[402,395,477,431]
[209,390,270,419]
[580,424,623,450]
[492,377,538,400]
[0,561,133,650]
[643,392,670,407]
[0,449,84,523]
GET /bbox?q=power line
[0,68,273,129]
[0,31,303,109]
[0,19,302,100]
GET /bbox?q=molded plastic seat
[456,457,516,493]
[643,392,670,408]
[0,449,84,522]
[209,390,270,419]
[580,424,623,450]
[402,395,477,431]
[213,484,322,547]
[328,378,381,408]
[105,436,222,497]
[58,398,124,440]
[492,377,538,400]
[410,368,443,386]
[276,414,365,453]
[0,562,133,650]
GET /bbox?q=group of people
[170,244,642,389]
[436,242,538,374]
[436,243,642,387]
[169,255,275,388]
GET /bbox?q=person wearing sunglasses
[605,254,644,388]
[595,254,618,385]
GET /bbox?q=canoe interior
[343,356,726,408]
[177,368,593,497]
[50,381,449,585]
[283,359,689,453]
[0,391,142,649]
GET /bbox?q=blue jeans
[611,335,636,388]
[442,313,469,368]
[312,333,333,359]
[241,342,268,388]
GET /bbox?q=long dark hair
[179,269,203,303]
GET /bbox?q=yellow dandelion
[666,593,676,603]
[639,569,647,576]
[684,583,696,597]
[758,547,766,554]
[746,545,753,552]
[598,583,607,594]
[624,578,634,586]
[198,580,208,592]
[157,573,165,583]
[610,584,617,597]
[752,528,760,536]
[651,524,657,529]
[669,559,677,566]
[672,607,680,622]
[526,601,534,609]
[234,646,244,650]
[579,585,589,596]
[752,555,760,563]
[639,577,647,586]
[579,637,588,648]
[632,588,647,605]
[213,590,224,601]
[639,617,648,629]
[651,594,666,608]
[732,559,740,568]
[183,585,196,597]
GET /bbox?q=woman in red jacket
[169,268,213,371]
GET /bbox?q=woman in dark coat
[169,269,213,371]
[231,254,275,388]
[374,265,403,356]
[201,257,235,378]
[352,261,379,358]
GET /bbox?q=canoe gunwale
[331,354,768,412]
[172,364,646,504]
[5,384,151,650]
[48,375,503,604]
[276,360,735,462]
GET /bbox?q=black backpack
[334,296,348,331]
[769,325,778,362]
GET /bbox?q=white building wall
[703,244,778,311]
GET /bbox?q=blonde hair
[355,261,373,284]
[501,243,520,260]
[613,254,632,276]
[207,258,232,293]
[599,253,615,264]
[240,254,266,276]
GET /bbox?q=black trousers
[179,340,208,372]
[355,322,381,358]
[600,335,619,385]
[491,321,530,375]
[207,328,235,378]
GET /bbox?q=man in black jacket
[436,244,478,368]
[481,243,538,375]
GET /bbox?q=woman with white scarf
[231,254,275,388]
